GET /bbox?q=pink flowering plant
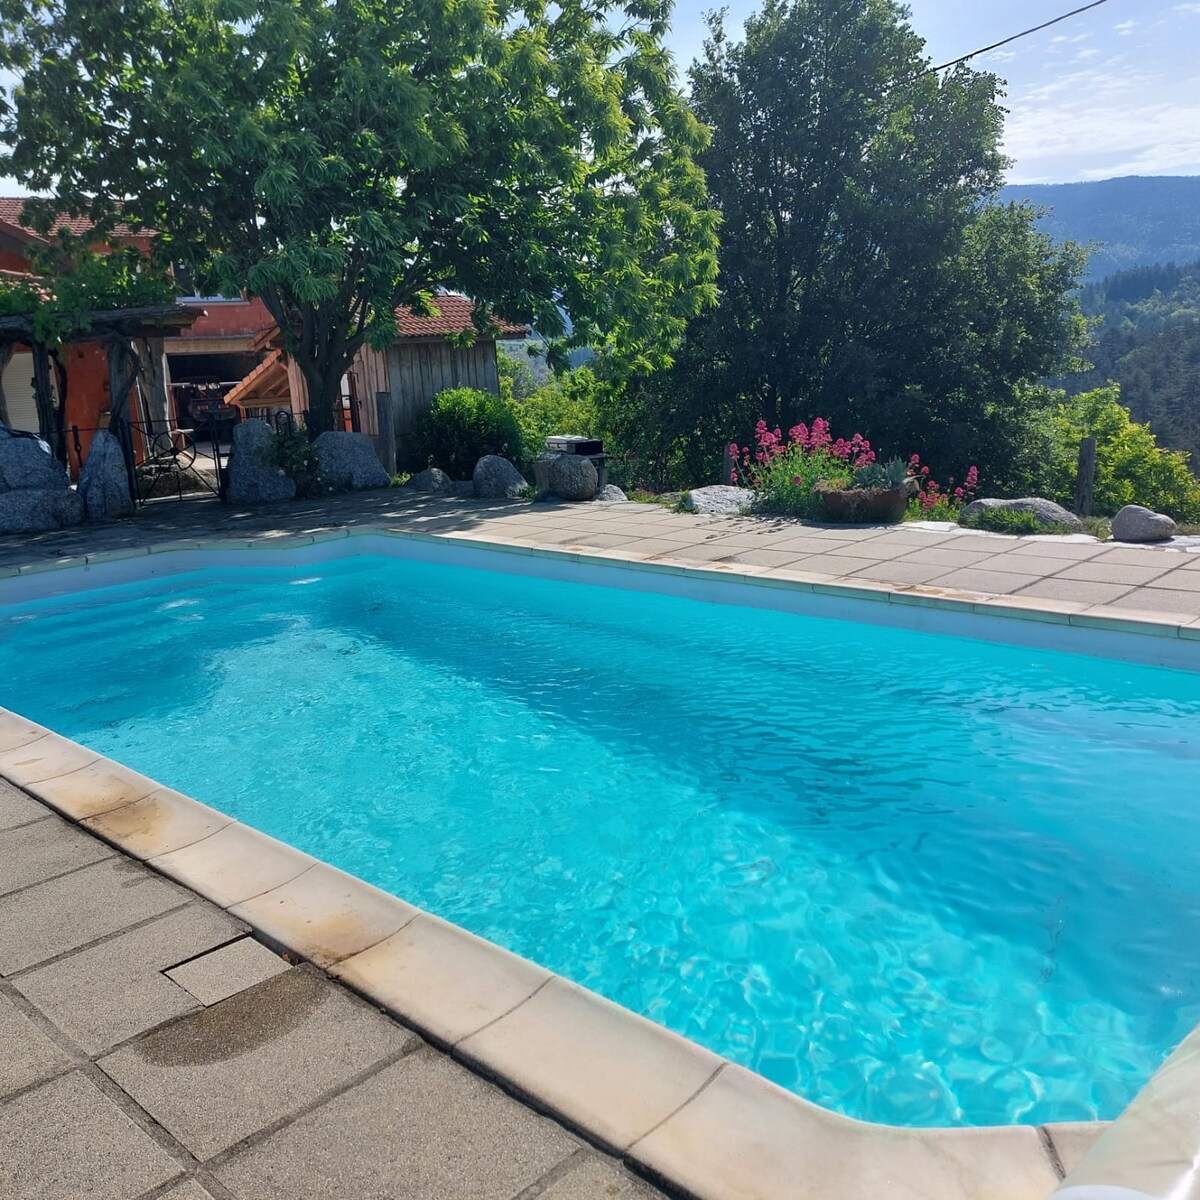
[730,418,980,521]
[729,419,875,518]
[906,455,980,520]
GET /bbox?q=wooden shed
[232,295,527,466]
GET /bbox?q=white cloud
[1113,20,1139,35]
[987,50,1018,63]
[1173,3,1200,13]
[1076,47,1101,59]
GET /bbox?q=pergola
[0,302,202,464]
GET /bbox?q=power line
[923,0,1114,74]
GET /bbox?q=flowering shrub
[906,456,980,520]
[730,418,980,521]
[729,419,875,517]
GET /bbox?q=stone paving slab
[0,778,50,830]
[213,1047,580,1200]
[165,935,290,1006]
[0,856,188,975]
[0,992,73,1098]
[0,1072,182,1200]
[13,903,246,1055]
[99,966,415,1159]
[0,812,115,896]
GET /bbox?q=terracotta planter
[818,484,909,524]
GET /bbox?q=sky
[665,0,1200,183]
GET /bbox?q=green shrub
[509,370,604,468]
[750,445,850,518]
[411,387,524,479]
[266,423,325,497]
[960,507,1046,535]
[1041,386,1200,522]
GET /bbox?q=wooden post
[30,341,60,458]
[0,342,13,426]
[375,391,396,476]
[1074,436,1097,517]
[721,441,737,485]
[135,335,170,433]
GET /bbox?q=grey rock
[472,454,527,499]
[0,426,70,491]
[1111,504,1177,543]
[594,484,628,503]
[226,419,296,505]
[0,487,84,535]
[549,453,598,501]
[683,485,755,516]
[450,479,475,496]
[406,466,457,494]
[77,429,134,521]
[313,431,389,491]
[959,496,1083,531]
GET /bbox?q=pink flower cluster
[729,418,875,484]
[908,455,980,512]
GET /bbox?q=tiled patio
[0,779,664,1200]
[3,488,1200,627]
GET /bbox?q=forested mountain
[1067,259,1200,463]
[1000,177,1200,281]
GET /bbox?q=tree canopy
[0,0,719,431]
[613,0,1087,489]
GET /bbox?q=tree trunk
[0,342,13,427]
[135,336,170,433]
[31,340,63,460]
[298,359,345,436]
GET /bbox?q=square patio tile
[99,967,414,1159]
[846,561,951,586]
[214,1048,577,1200]
[537,1156,663,1198]
[0,814,115,897]
[1100,587,1200,618]
[0,1072,181,1200]
[0,857,188,976]
[165,937,290,1006]
[1014,578,1141,606]
[14,904,245,1055]
[1094,547,1188,567]
[972,553,1079,576]
[0,779,48,831]
[785,554,880,577]
[929,567,1045,595]
[1054,561,1176,586]
[0,993,73,1098]
[1148,567,1200,593]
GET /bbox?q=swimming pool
[3,550,1199,1128]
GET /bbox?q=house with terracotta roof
[227,294,527,469]
[0,199,277,446]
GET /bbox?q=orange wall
[181,296,273,339]
[0,244,29,272]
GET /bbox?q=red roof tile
[396,293,526,338]
[0,197,141,242]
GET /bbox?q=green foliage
[508,368,610,468]
[1041,386,1200,522]
[960,508,1052,535]
[852,458,907,490]
[617,0,1086,491]
[0,236,175,347]
[1064,258,1200,465]
[497,351,538,404]
[749,447,850,519]
[411,387,524,479]
[266,423,325,497]
[0,0,718,432]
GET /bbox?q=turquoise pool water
[2,554,1199,1127]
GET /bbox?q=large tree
[620,0,1086,488]
[0,0,719,432]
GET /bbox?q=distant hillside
[999,176,1200,281]
[1065,259,1200,464]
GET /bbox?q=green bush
[960,507,1064,535]
[509,370,604,468]
[1041,386,1200,522]
[749,445,850,518]
[411,387,524,479]
[266,423,325,497]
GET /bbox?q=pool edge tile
[457,976,724,1154]
[627,1063,1061,1200]
[0,708,52,754]
[0,732,100,790]
[23,756,159,820]
[148,821,317,909]
[230,861,418,968]
[330,912,549,1046]
[81,786,234,860]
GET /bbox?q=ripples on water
[3,555,1200,1126]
